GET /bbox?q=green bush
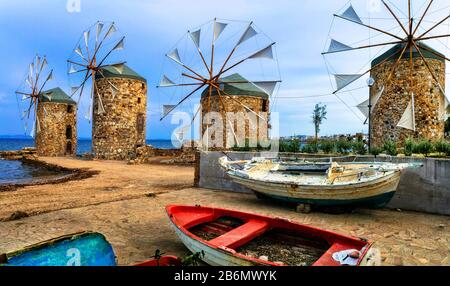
[279,140,300,153]
[415,139,434,157]
[370,147,382,157]
[352,140,367,155]
[403,137,415,157]
[336,139,352,155]
[301,142,318,154]
[434,139,449,156]
[320,139,336,154]
[383,140,398,156]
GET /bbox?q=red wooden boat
[166,205,381,266]
[134,256,182,266]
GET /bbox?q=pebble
[259,256,269,261]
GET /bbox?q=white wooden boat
[219,156,422,211]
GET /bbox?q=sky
[0,0,449,139]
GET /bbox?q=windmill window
[66,126,72,140]
[67,105,74,113]
[142,83,145,89]
[262,100,268,112]
[138,97,141,104]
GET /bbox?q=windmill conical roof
[371,42,445,67]
[95,64,146,83]
[201,73,269,99]
[39,87,76,105]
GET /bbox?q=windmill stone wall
[93,65,147,160]
[35,88,77,157]
[200,74,270,150]
[370,44,446,147]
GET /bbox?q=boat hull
[166,205,379,266]
[1,232,117,266]
[228,171,401,208]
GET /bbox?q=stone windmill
[16,55,77,156]
[68,21,147,160]
[158,19,281,150]
[322,0,449,148]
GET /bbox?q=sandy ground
[0,157,449,266]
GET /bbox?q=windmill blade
[333,74,364,92]
[357,99,370,118]
[167,48,183,65]
[158,75,177,87]
[213,21,228,42]
[237,24,257,46]
[40,58,48,73]
[248,43,275,60]
[105,23,117,39]
[327,39,353,53]
[29,63,34,80]
[340,5,363,24]
[397,96,416,131]
[96,22,104,44]
[84,30,90,49]
[163,105,177,117]
[75,45,87,62]
[110,85,118,99]
[112,37,125,51]
[25,78,33,89]
[68,64,78,74]
[252,81,279,96]
[35,55,41,73]
[97,92,106,114]
[189,29,201,49]
[110,62,125,74]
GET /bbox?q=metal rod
[417,15,450,39]
[322,40,405,55]
[160,83,206,121]
[334,14,404,41]
[413,0,434,36]
[418,44,450,62]
[382,0,409,36]
[412,40,443,87]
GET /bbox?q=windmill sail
[253,81,278,96]
[163,105,176,117]
[96,22,104,42]
[113,38,125,51]
[248,44,274,60]
[340,5,363,24]
[237,25,257,46]
[189,29,201,49]
[357,99,370,118]
[334,74,363,91]
[167,49,182,65]
[213,21,227,41]
[327,39,352,53]
[159,75,176,87]
[105,23,116,39]
[397,94,416,131]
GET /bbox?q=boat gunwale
[166,205,372,266]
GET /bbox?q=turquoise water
[0,138,175,154]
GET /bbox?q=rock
[259,256,269,261]
[417,258,429,264]
[7,211,29,221]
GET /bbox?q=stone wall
[93,77,147,160]
[35,102,77,157]
[196,151,450,216]
[130,145,196,165]
[200,95,270,150]
[370,57,445,147]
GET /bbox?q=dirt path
[0,157,448,266]
[0,157,194,220]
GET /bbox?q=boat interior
[168,206,368,266]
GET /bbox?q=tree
[445,118,450,136]
[312,103,327,140]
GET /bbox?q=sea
[0,138,176,154]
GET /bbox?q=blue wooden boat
[0,231,117,266]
